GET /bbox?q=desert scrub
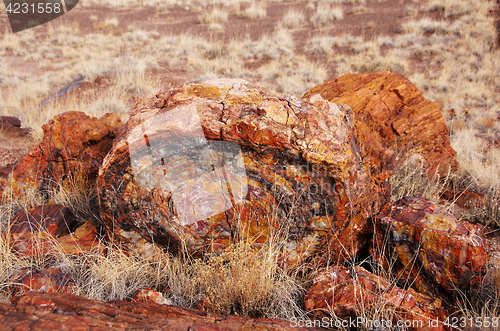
[198,7,229,24]
[240,2,267,19]
[311,3,343,28]
[277,9,307,29]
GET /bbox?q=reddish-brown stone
[11,221,104,257]
[304,71,457,177]
[5,111,122,200]
[9,267,76,296]
[131,287,171,305]
[304,266,449,331]
[1,291,325,330]
[98,78,384,266]
[9,204,77,238]
[372,195,488,304]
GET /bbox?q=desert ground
[1,0,500,329]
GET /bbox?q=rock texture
[11,221,104,257]
[9,267,76,296]
[304,71,457,177]
[98,78,385,265]
[304,266,449,330]
[4,111,122,200]
[0,291,325,330]
[10,204,77,237]
[0,116,34,199]
[372,195,487,304]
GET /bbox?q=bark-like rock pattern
[304,266,449,331]
[373,195,487,304]
[98,78,381,265]
[5,111,122,200]
[0,291,325,330]
[304,71,457,176]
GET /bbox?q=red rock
[1,291,325,330]
[304,266,449,331]
[9,267,76,296]
[131,288,171,305]
[9,204,77,237]
[372,195,488,304]
[98,78,383,266]
[304,71,457,177]
[12,221,105,257]
[5,111,122,200]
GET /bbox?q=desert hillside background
[1,0,500,329]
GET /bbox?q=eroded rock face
[4,111,122,200]
[98,78,384,265]
[304,71,457,177]
[304,266,449,331]
[372,195,488,304]
[2,291,325,330]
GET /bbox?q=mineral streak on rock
[372,195,488,304]
[99,78,372,265]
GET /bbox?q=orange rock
[304,266,450,331]
[131,288,171,305]
[304,71,457,177]
[98,78,377,266]
[11,221,104,257]
[9,267,75,296]
[372,195,488,305]
[5,111,122,200]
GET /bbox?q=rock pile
[0,72,490,329]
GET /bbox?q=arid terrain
[1,0,500,329]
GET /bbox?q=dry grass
[278,9,307,30]
[240,2,267,19]
[0,179,309,321]
[311,3,344,28]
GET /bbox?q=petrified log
[4,111,122,200]
[304,71,457,177]
[0,291,325,330]
[98,78,383,266]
